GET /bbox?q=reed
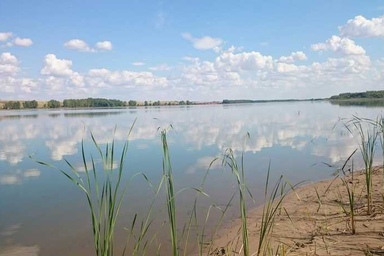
[160,129,179,256]
[222,148,252,256]
[339,149,357,234]
[347,116,378,215]
[257,166,290,256]
[34,123,135,256]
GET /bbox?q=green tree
[23,100,38,108]
[47,100,61,108]
[128,100,137,107]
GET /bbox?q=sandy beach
[205,166,384,256]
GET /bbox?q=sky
[0,0,384,101]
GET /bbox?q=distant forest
[330,90,384,100]
[1,98,196,110]
[62,98,126,108]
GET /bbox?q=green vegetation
[23,100,38,108]
[223,148,251,255]
[346,117,378,215]
[63,98,126,108]
[3,101,21,109]
[330,90,384,100]
[329,99,384,107]
[48,99,61,108]
[339,150,357,234]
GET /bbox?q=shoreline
[202,166,384,255]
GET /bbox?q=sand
[205,166,384,256]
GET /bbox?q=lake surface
[1,101,383,255]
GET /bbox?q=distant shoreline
[2,96,384,110]
[0,98,328,110]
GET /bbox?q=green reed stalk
[349,117,377,215]
[223,148,251,256]
[34,123,136,256]
[257,165,288,256]
[339,149,357,234]
[161,130,179,256]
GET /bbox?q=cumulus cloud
[65,39,113,52]
[0,52,19,75]
[311,36,366,55]
[87,68,168,88]
[215,51,274,71]
[340,15,384,37]
[0,32,13,42]
[182,33,223,51]
[0,33,33,47]
[278,51,307,63]
[41,54,74,76]
[13,37,33,47]
[64,39,94,52]
[95,41,113,51]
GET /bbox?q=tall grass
[257,166,291,256]
[223,148,252,256]
[347,116,378,215]
[35,124,135,256]
[338,149,357,234]
[160,129,179,256]
[35,125,298,256]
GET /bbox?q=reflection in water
[0,114,39,120]
[0,169,41,185]
[63,110,124,118]
[329,99,384,107]
[0,102,383,255]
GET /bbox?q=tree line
[330,90,384,100]
[2,98,196,110]
[3,100,38,109]
[62,98,126,108]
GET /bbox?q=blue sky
[0,0,384,101]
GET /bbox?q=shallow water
[0,101,383,255]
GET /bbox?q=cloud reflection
[0,169,41,185]
[0,103,382,169]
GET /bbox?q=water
[0,101,383,255]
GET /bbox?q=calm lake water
[1,101,383,255]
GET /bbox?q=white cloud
[95,41,113,51]
[87,68,168,88]
[0,32,13,42]
[149,64,172,71]
[64,39,94,52]
[65,39,113,52]
[279,51,307,63]
[132,62,145,66]
[215,51,274,71]
[41,54,74,76]
[182,33,223,51]
[340,15,384,37]
[311,36,366,55]
[276,63,301,73]
[0,52,19,75]
[13,37,33,47]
